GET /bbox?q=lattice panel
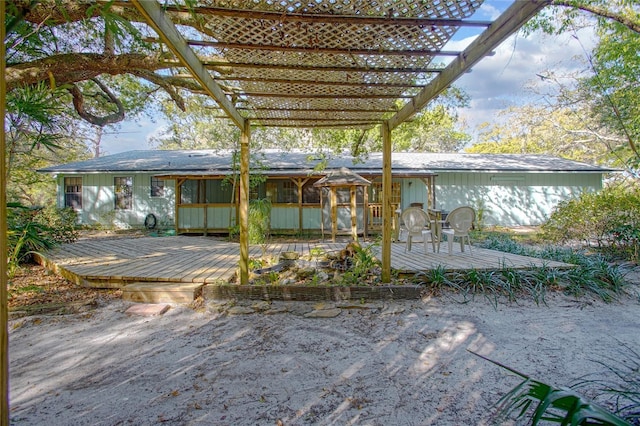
[217,68,433,86]
[205,17,456,51]
[202,0,481,19]
[251,118,376,128]
[219,49,439,69]
[230,80,421,98]
[243,97,398,113]
[249,109,386,121]
[166,0,486,127]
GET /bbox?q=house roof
[39,149,616,176]
[314,168,371,187]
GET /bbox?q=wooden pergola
[0,1,551,421]
[129,0,549,286]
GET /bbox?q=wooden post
[319,187,325,241]
[330,187,337,242]
[350,186,357,241]
[175,178,185,234]
[381,122,392,283]
[239,121,250,285]
[293,177,309,236]
[363,185,369,240]
[1,1,9,422]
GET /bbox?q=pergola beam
[388,0,551,130]
[199,61,443,74]
[151,4,492,28]
[131,0,245,129]
[152,38,460,57]
[214,76,425,89]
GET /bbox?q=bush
[541,186,640,262]
[7,203,79,277]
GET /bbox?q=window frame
[64,176,82,210]
[114,176,133,210]
[150,176,165,197]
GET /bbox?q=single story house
[40,150,615,234]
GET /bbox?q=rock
[380,305,405,316]
[227,306,255,315]
[252,301,271,312]
[304,308,342,318]
[279,251,299,261]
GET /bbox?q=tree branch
[68,78,125,126]
[552,1,640,34]
[6,52,169,90]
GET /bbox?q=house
[40,150,615,234]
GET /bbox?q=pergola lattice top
[135,0,548,129]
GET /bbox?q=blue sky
[101,1,595,154]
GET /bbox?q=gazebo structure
[0,2,553,416]
[314,167,371,242]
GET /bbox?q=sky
[100,0,596,155]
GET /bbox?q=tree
[466,103,621,166]
[523,0,640,174]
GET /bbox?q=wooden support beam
[215,76,425,89]
[131,0,245,129]
[330,188,337,243]
[381,122,392,283]
[388,0,550,130]
[200,61,443,74]
[292,177,309,236]
[157,38,460,57]
[350,186,357,241]
[1,1,9,422]
[239,121,250,285]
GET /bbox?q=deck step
[123,282,204,304]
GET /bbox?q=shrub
[476,234,627,302]
[7,203,79,277]
[541,186,640,262]
[248,198,271,245]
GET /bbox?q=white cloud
[453,26,597,133]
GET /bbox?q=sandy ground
[8,281,640,426]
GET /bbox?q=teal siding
[56,170,605,230]
[435,172,602,226]
[271,206,298,230]
[207,206,235,229]
[61,173,175,228]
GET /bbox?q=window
[114,176,133,210]
[150,177,165,197]
[64,177,82,210]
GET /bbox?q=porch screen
[179,179,237,204]
[64,177,82,210]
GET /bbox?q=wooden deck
[37,235,570,289]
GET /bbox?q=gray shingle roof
[39,150,615,175]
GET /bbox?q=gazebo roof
[132,0,550,130]
[313,167,371,187]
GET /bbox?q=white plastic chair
[441,206,475,255]
[401,207,438,253]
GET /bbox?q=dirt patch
[8,264,121,317]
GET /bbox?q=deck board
[38,236,571,287]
